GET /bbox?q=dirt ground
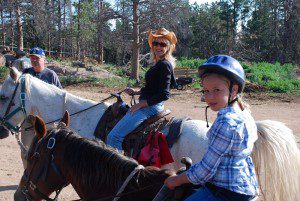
[1,86,299,200]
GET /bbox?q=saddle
[94,95,173,157]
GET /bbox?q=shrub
[244,62,299,93]
[60,75,131,88]
[177,58,206,69]
[176,58,299,93]
[0,66,9,83]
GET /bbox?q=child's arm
[186,121,237,185]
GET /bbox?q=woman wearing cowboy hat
[107,28,177,151]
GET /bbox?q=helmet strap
[205,106,210,128]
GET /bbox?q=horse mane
[23,72,104,107]
[23,73,65,97]
[46,127,173,191]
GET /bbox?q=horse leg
[19,122,35,169]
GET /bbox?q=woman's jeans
[107,101,164,150]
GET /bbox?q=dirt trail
[1,87,299,200]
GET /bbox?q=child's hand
[164,173,190,190]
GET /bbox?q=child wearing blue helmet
[154,55,258,201]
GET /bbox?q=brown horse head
[15,113,175,201]
[14,113,70,201]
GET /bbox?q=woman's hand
[164,172,190,190]
[130,101,148,114]
[124,87,139,96]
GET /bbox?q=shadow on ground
[0,185,18,192]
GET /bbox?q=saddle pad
[166,117,191,148]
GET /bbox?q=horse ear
[9,67,21,81]
[34,116,47,139]
[60,111,70,127]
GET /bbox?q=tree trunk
[9,10,14,51]
[58,0,62,57]
[68,0,74,57]
[63,0,66,28]
[46,0,52,56]
[131,0,140,81]
[76,0,81,60]
[0,1,5,47]
[15,1,23,50]
[97,0,103,64]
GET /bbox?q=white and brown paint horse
[0,67,299,200]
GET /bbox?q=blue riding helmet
[198,55,245,93]
[29,47,45,58]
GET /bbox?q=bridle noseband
[0,75,27,133]
[21,130,67,201]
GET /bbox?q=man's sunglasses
[152,41,168,47]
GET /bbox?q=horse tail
[252,120,300,201]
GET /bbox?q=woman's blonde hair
[149,38,176,68]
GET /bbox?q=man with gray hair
[23,47,62,88]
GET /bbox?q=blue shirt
[186,107,259,196]
[23,67,62,89]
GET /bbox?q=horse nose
[0,125,11,139]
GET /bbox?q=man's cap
[29,47,45,58]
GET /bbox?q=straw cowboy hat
[148,28,177,51]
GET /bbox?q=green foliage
[175,58,299,93]
[96,77,131,88]
[60,75,130,88]
[60,76,97,86]
[191,80,201,89]
[177,58,206,69]
[0,67,9,82]
[244,62,299,93]
[267,80,300,93]
[101,63,126,77]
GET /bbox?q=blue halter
[0,76,27,133]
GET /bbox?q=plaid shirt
[186,107,259,196]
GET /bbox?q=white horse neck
[26,76,109,138]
